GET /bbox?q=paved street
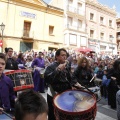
[41,91,117,120]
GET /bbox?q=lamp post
[0,23,5,52]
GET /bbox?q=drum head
[54,90,96,113]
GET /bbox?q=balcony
[65,24,85,32]
[66,5,75,13]
[76,8,84,16]
[22,30,34,39]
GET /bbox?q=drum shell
[4,69,34,91]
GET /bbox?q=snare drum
[4,69,34,91]
[53,90,97,120]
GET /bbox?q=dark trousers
[47,94,56,120]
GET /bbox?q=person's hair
[77,57,89,69]
[5,47,8,53]
[113,59,120,71]
[7,47,13,52]
[18,53,24,61]
[39,52,43,55]
[0,53,6,63]
[55,48,67,60]
[15,89,48,120]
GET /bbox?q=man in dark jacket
[5,47,18,70]
[44,48,80,120]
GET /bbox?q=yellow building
[0,0,64,52]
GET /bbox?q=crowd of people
[0,47,120,120]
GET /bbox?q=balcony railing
[65,24,85,32]
[67,5,75,13]
[22,30,34,39]
[76,8,84,15]
[66,5,84,15]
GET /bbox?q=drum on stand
[4,69,34,91]
[53,90,97,120]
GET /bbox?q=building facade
[86,0,117,55]
[116,18,120,54]
[0,0,64,52]
[50,0,88,49]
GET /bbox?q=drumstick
[0,109,13,119]
[90,76,95,82]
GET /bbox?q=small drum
[54,90,97,120]
[40,68,45,78]
[4,69,34,91]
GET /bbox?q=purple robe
[0,73,16,110]
[31,58,45,92]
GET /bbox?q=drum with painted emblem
[53,90,97,120]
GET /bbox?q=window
[77,3,82,9]
[49,26,54,35]
[68,0,73,4]
[117,24,120,29]
[90,13,94,21]
[109,35,113,41]
[23,21,31,37]
[109,20,112,27]
[68,16,73,26]
[100,32,104,40]
[100,17,104,24]
[90,30,94,38]
[78,19,82,28]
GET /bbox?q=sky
[98,0,120,17]
[43,0,120,17]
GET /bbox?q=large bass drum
[53,90,97,120]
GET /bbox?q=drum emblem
[20,79,26,85]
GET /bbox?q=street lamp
[0,23,5,52]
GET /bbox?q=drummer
[0,53,16,113]
[31,52,45,93]
[72,57,94,87]
[44,48,81,120]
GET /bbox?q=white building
[50,0,88,49]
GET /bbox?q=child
[101,70,108,98]
[15,89,48,120]
[0,53,16,112]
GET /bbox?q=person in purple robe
[31,52,45,93]
[0,53,16,113]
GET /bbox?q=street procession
[0,0,120,120]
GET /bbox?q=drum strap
[49,85,56,97]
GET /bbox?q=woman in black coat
[72,57,94,88]
[107,59,120,108]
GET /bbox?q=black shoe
[40,91,45,93]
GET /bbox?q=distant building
[86,0,117,55]
[0,0,64,52]
[50,0,88,49]
[116,18,120,54]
